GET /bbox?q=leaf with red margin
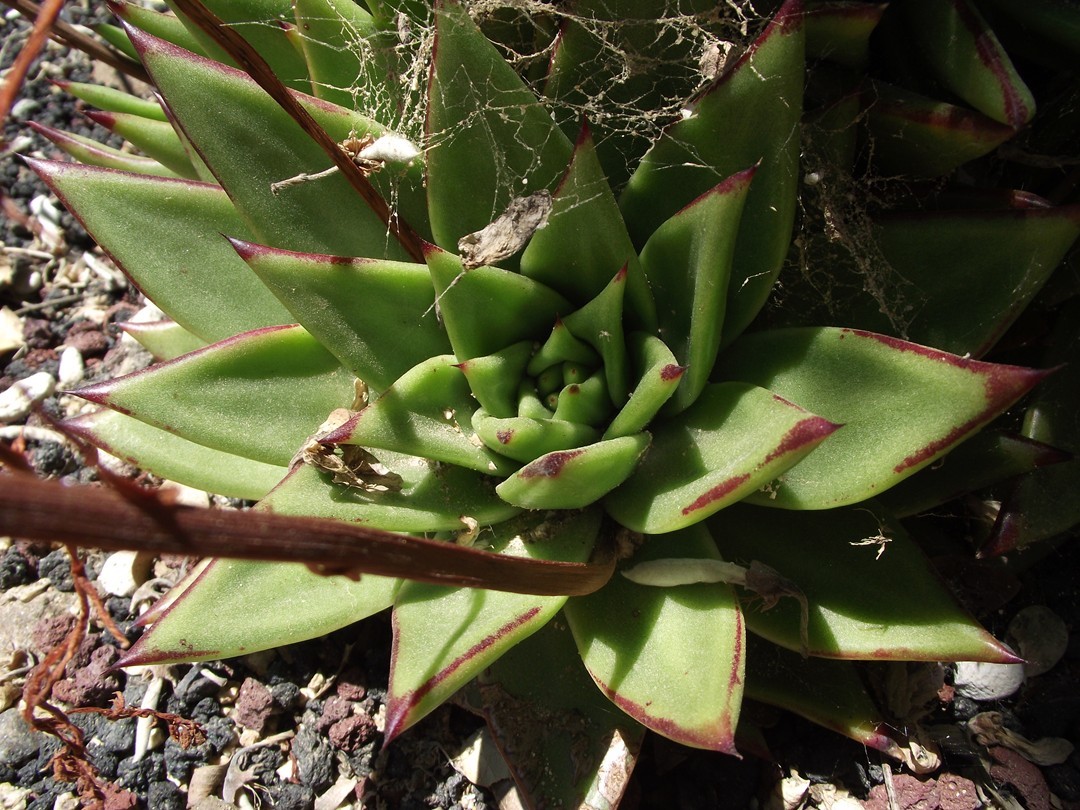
[83,109,199,179]
[119,320,206,361]
[605,382,839,534]
[74,324,356,467]
[743,635,902,756]
[709,503,1019,662]
[27,158,292,342]
[385,508,602,741]
[474,619,645,810]
[28,122,180,177]
[564,524,744,752]
[805,1,887,68]
[620,0,804,346]
[230,239,450,391]
[716,327,1050,509]
[900,0,1035,128]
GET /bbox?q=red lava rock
[989,746,1051,810]
[335,668,367,702]
[22,318,53,348]
[100,780,140,810]
[21,347,58,369]
[52,644,121,707]
[328,715,378,753]
[864,773,939,810]
[31,614,77,653]
[64,328,109,357]
[937,773,979,810]
[232,677,274,733]
[315,696,351,734]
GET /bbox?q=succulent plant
[10,0,1080,804]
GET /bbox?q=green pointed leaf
[85,110,198,179]
[293,0,405,117]
[75,325,355,467]
[426,0,573,249]
[424,244,570,360]
[28,159,293,342]
[606,382,839,534]
[164,0,312,90]
[28,123,181,178]
[620,0,804,345]
[56,80,167,121]
[710,503,1018,662]
[864,82,1016,177]
[805,1,887,68]
[111,3,207,55]
[902,0,1035,127]
[497,434,650,509]
[385,509,601,739]
[259,455,520,533]
[231,240,450,390]
[565,525,743,752]
[476,619,644,810]
[65,409,286,500]
[119,320,207,361]
[520,125,656,331]
[639,167,755,413]
[603,333,684,439]
[744,636,898,753]
[130,27,423,259]
[120,557,396,665]
[456,341,533,418]
[716,327,1049,509]
[562,267,630,403]
[475,410,600,463]
[328,355,517,475]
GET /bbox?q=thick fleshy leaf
[120,558,396,665]
[164,0,312,90]
[385,508,602,740]
[561,267,630,403]
[75,325,355,467]
[901,0,1035,127]
[980,0,1080,56]
[259,455,520,533]
[456,341,533,419]
[565,525,743,752]
[709,503,1019,662]
[879,431,1068,518]
[603,334,683,440]
[130,27,425,259]
[119,320,208,361]
[55,80,167,121]
[474,410,600,463]
[326,355,517,475]
[475,619,644,810]
[743,636,898,754]
[864,82,1016,177]
[639,167,755,413]
[292,0,405,118]
[794,206,1080,358]
[84,110,198,179]
[65,409,286,500]
[231,240,450,390]
[497,434,650,509]
[987,301,1080,554]
[520,125,656,330]
[620,0,804,345]
[112,3,207,55]
[425,0,573,250]
[28,123,180,178]
[28,159,292,342]
[606,382,839,534]
[715,327,1049,509]
[424,245,570,360]
[805,1,887,67]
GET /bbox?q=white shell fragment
[0,371,55,422]
[1007,605,1069,678]
[953,660,1025,701]
[57,346,85,388]
[98,550,153,598]
[357,133,421,164]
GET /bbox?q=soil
[1,5,1079,810]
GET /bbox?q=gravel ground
[2,6,1079,810]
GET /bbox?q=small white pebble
[57,346,85,388]
[953,660,1025,700]
[29,194,61,225]
[98,550,153,598]
[0,371,56,422]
